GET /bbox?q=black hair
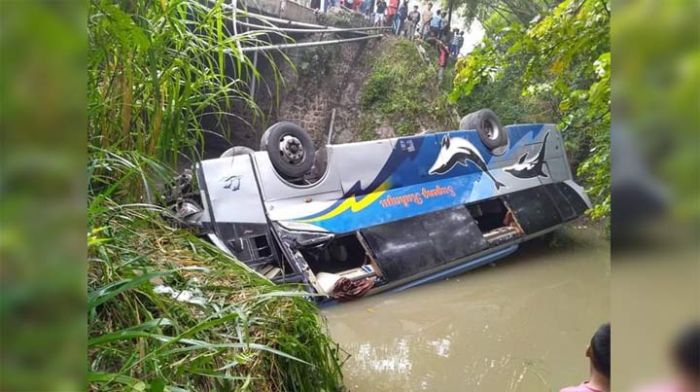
[672,323,700,383]
[590,323,611,378]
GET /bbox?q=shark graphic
[505,132,550,179]
[429,135,505,189]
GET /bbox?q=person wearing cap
[561,323,611,392]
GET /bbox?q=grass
[87,1,347,390]
[88,0,286,164]
[87,151,346,391]
[358,38,457,139]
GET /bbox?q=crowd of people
[316,0,465,57]
[313,0,465,82]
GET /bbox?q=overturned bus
[180,109,590,302]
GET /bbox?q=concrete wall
[197,2,379,159]
[243,0,318,24]
[277,38,381,146]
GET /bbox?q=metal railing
[236,19,390,34]
[231,33,384,53]
[199,2,387,53]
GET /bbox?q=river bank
[87,199,345,391]
[86,1,353,388]
[324,224,609,391]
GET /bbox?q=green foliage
[454,63,548,125]
[358,114,379,141]
[360,38,457,138]
[451,0,610,220]
[88,151,346,391]
[87,1,346,389]
[88,0,283,164]
[613,0,700,221]
[455,0,552,26]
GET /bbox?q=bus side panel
[362,205,488,281]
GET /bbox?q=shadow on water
[323,224,609,392]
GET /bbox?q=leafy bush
[451,0,610,220]
[88,0,282,164]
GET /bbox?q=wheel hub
[484,120,498,140]
[279,135,305,164]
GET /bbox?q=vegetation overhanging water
[87,0,610,390]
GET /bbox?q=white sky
[458,19,484,55]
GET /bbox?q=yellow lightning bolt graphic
[298,180,391,223]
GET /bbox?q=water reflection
[324,227,609,391]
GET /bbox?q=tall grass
[88,150,346,391]
[88,193,345,390]
[88,0,283,164]
[88,0,346,390]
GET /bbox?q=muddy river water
[323,226,609,391]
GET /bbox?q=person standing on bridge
[360,0,372,17]
[421,2,433,39]
[406,5,420,39]
[429,9,443,38]
[394,1,408,35]
[386,0,399,31]
[374,0,387,26]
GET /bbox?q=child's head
[587,323,611,379]
[671,323,700,388]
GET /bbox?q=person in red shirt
[425,34,449,82]
[386,0,398,29]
